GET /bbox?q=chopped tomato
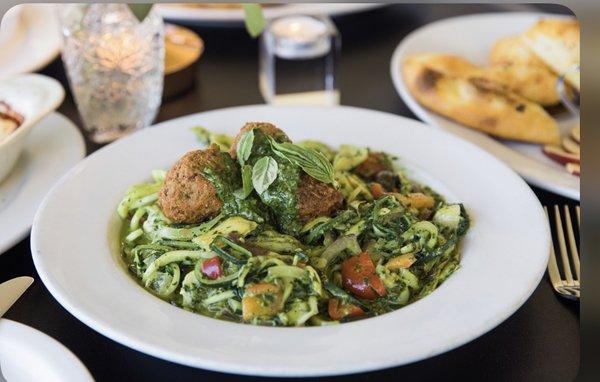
[386,253,417,270]
[328,298,364,320]
[242,283,283,321]
[369,182,387,199]
[341,252,386,300]
[201,257,223,279]
[368,275,386,297]
[399,192,435,209]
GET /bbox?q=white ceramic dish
[0,112,84,255]
[0,319,93,382]
[156,3,384,25]
[0,4,62,78]
[0,5,23,49]
[390,12,579,200]
[32,105,549,376]
[31,106,550,376]
[0,74,65,183]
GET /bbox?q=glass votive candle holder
[59,4,165,143]
[259,15,340,106]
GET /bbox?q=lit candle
[269,16,331,59]
[259,14,340,106]
[94,31,150,74]
[271,16,327,42]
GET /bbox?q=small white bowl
[0,5,23,49]
[0,74,65,182]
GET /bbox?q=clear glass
[58,4,164,143]
[259,15,340,106]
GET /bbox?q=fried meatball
[229,122,290,158]
[297,173,344,222]
[353,152,393,180]
[158,144,226,224]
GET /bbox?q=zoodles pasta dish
[118,122,470,326]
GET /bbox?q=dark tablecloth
[0,4,579,381]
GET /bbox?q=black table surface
[0,4,579,382]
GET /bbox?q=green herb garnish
[268,136,337,187]
[242,3,266,38]
[236,130,255,166]
[234,164,254,200]
[252,156,278,194]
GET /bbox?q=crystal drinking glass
[58,4,164,143]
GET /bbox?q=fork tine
[554,205,574,284]
[545,207,563,289]
[563,206,580,280]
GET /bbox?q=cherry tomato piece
[201,257,223,279]
[328,299,365,320]
[341,252,386,300]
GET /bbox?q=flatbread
[402,53,560,144]
[489,36,560,105]
[523,19,580,90]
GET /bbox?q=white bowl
[31,105,550,376]
[0,5,23,49]
[0,319,93,381]
[0,74,65,183]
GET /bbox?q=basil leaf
[128,4,154,22]
[297,140,336,161]
[234,164,254,199]
[242,4,266,38]
[252,156,278,195]
[268,137,336,186]
[236,130,254,166]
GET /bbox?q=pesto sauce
[202,152,267,223]
[260,160,303,236]
[248,131,304,236]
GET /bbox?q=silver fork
[545,205,580,300]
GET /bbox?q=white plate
[0,112,85,254]
[31,105,549,376]
[156,3,384,25]
[390,12,580,200]
[0,319,93,382]
[0,4,62,78]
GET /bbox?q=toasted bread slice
[489,36,559,105]
[480,65,559,106]
[409,52,558,106]
[402,53,560,144]
[490,35,547,67]
[523,19,580,90]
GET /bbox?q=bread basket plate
[391,12,578,200]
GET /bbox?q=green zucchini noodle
[119,130,470,326]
